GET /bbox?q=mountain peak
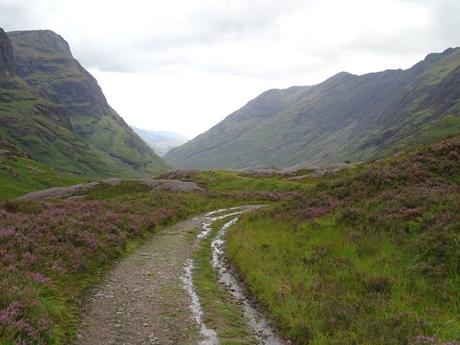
[7,30,72,56]
[322,71,356,85]
[0,28,14,74]
[421,47,460,64]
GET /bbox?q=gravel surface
[76,216,205,345]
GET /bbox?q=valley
[0,23,459,345]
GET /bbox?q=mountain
[165,48,460,170]
[132,126,188,156]
[0,28,14,74]
[0,29,168,177]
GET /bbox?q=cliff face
[8,30,109,113]
[0,28,14,74]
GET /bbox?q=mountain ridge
[165,47,460,170]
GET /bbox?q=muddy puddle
[181,259,219,345]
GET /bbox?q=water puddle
[181,208,246,345]
[181,259,219,345]
[182,206,284,345]
[198,209,245,239]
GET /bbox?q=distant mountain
[0,28,169,177]
[132,126,188,156]
[165,48,460,170]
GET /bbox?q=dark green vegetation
[0,171,299,345]
[132,126,188,156]
[227,135,460,344]
[166,47,460,170]
[0,28,168,178]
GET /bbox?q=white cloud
[1,0,459,137]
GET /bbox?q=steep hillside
[132,126,188,155]
[0,28,109,177]
[0,29,168,177]
[166,48,460,170]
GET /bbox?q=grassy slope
[0,135,85,201]
[0,75,122,178]
[0,155,85,200]
[227,135,460,344]
[0,171,304,345]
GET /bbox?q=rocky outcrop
[7,30,109,110]
[8,30,71,56]
[0,28,14,74]
[17,179,201,201]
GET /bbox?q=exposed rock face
[7,30,109,111]
[0,28,14,74]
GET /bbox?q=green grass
[226,135,460,344]
[228,215,460,344]
[0,156,86,199]
[192,170,305,192]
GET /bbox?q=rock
[17,182,98,201]
[139,178,203,192]
[16,177,202,201]
[0,28,14,74]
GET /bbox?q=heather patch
[0,174,302,344]
[227,136,460,344]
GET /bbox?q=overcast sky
[1,0,460,138]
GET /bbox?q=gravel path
[76,215,205,345]
[76,206,262,345]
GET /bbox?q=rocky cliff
[0,28,14,74]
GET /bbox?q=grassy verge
[227,136,460,344]
[193,217,256,345]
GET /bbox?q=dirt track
[76,207,266,345]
